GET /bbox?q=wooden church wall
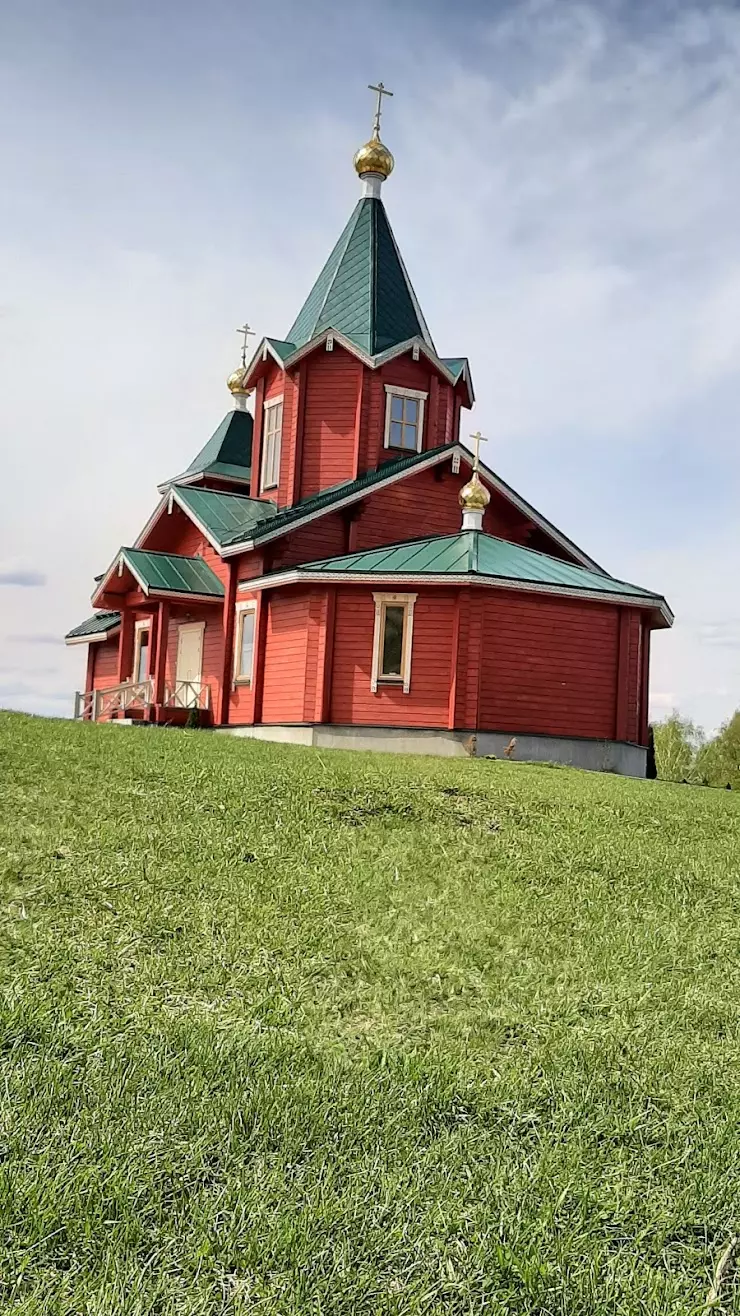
[163,606,224,701]
[329,587,457,728]
[140,505,229,585]
[298,350,360,500]
[90,636,120,691]
[260,590,311,724]
[478,594,620,741]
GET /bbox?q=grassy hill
[2,710,740,1315]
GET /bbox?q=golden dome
[459,471,490,512]
[353,133,394,180]
[227,366,251,396]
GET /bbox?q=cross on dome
[237,322,255,369]
[469,430,487,471]
[368,81,393,139]
[354,81,395,195]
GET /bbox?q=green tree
[653,713,705,783]
[695,711,740,790]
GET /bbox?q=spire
[459,430,490,530]
[353,81,395,199]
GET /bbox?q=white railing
[74,678,153,721]
[163,680,211,710]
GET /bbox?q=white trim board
[237,567,672,626]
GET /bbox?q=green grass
[2,710,740,1315]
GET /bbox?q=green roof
[286,197,435,355]
[284,531,669,611]
[157,444,601,575]
[265,338,296,363]
[121,549,224,598]
[181,410,252,480]
[440,358,467,383]
[221,447,439,548]
[65,610,121,640]
[175,485,277,544]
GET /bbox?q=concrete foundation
[218,722,647,777]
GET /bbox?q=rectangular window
[234,604,256,684]
[260,398,283,492]
[384,386,427,453]
[371,593,417,693]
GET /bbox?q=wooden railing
[163,680,211,710]
[73,679,153,721]
[74,678,211,720]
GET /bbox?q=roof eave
[237,564,672,622]
[65,626,121,646]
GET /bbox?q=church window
[261,397,283,492]
[371,592,417,693]
[384,385,427,453]
[234,603,257,684]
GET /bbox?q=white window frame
[133,618,151,684]
[260,395,284,492]
[371,592,417,693]
[233,601,257,686]
[383,385,427,454]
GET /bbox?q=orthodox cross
[236,322,255,368]
[470,430,487,472]
[368,81,393,138]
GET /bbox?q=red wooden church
[65,90,672,776]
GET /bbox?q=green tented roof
[285,531,668,611]
[186,410,253,476]
[286,197,435,356]
[65,610,121,640]
[121,549,225,598]
[175,485,277,544]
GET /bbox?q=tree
[695,711,740,790]
[652,713,705,783]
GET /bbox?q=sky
[1,0,739,733]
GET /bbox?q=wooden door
[175,623,204,707]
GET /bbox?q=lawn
[1,710,740,1315]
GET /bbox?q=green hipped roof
[284,531,669,612]
[121,549,224,598]
[175,485,277,544]
[65,610,121,640]
[184,410,253,480]
[287,197,435,356]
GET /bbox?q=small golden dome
[227,366,251,396]
[353,133,394,180]
[459,471,490,512]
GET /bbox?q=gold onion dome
[227,365,251,396]
[353,133,394,179]
[459,471,490,512]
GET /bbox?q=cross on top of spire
[236,322,255,368]
[470,430,487,471]
[368,81,393,139]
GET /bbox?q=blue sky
[1,0,739,731]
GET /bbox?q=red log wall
[329,587,457,728]
[91,636,120,690]
[478,593,621,740]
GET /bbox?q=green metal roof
[440,358,467,383]
[175,485,277,544]
[286,197,435,355]
[65,610,121,640]
[122,549,224,598]
[284,531,668,609]
[221,446,439,548]
[265,338,296,363]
